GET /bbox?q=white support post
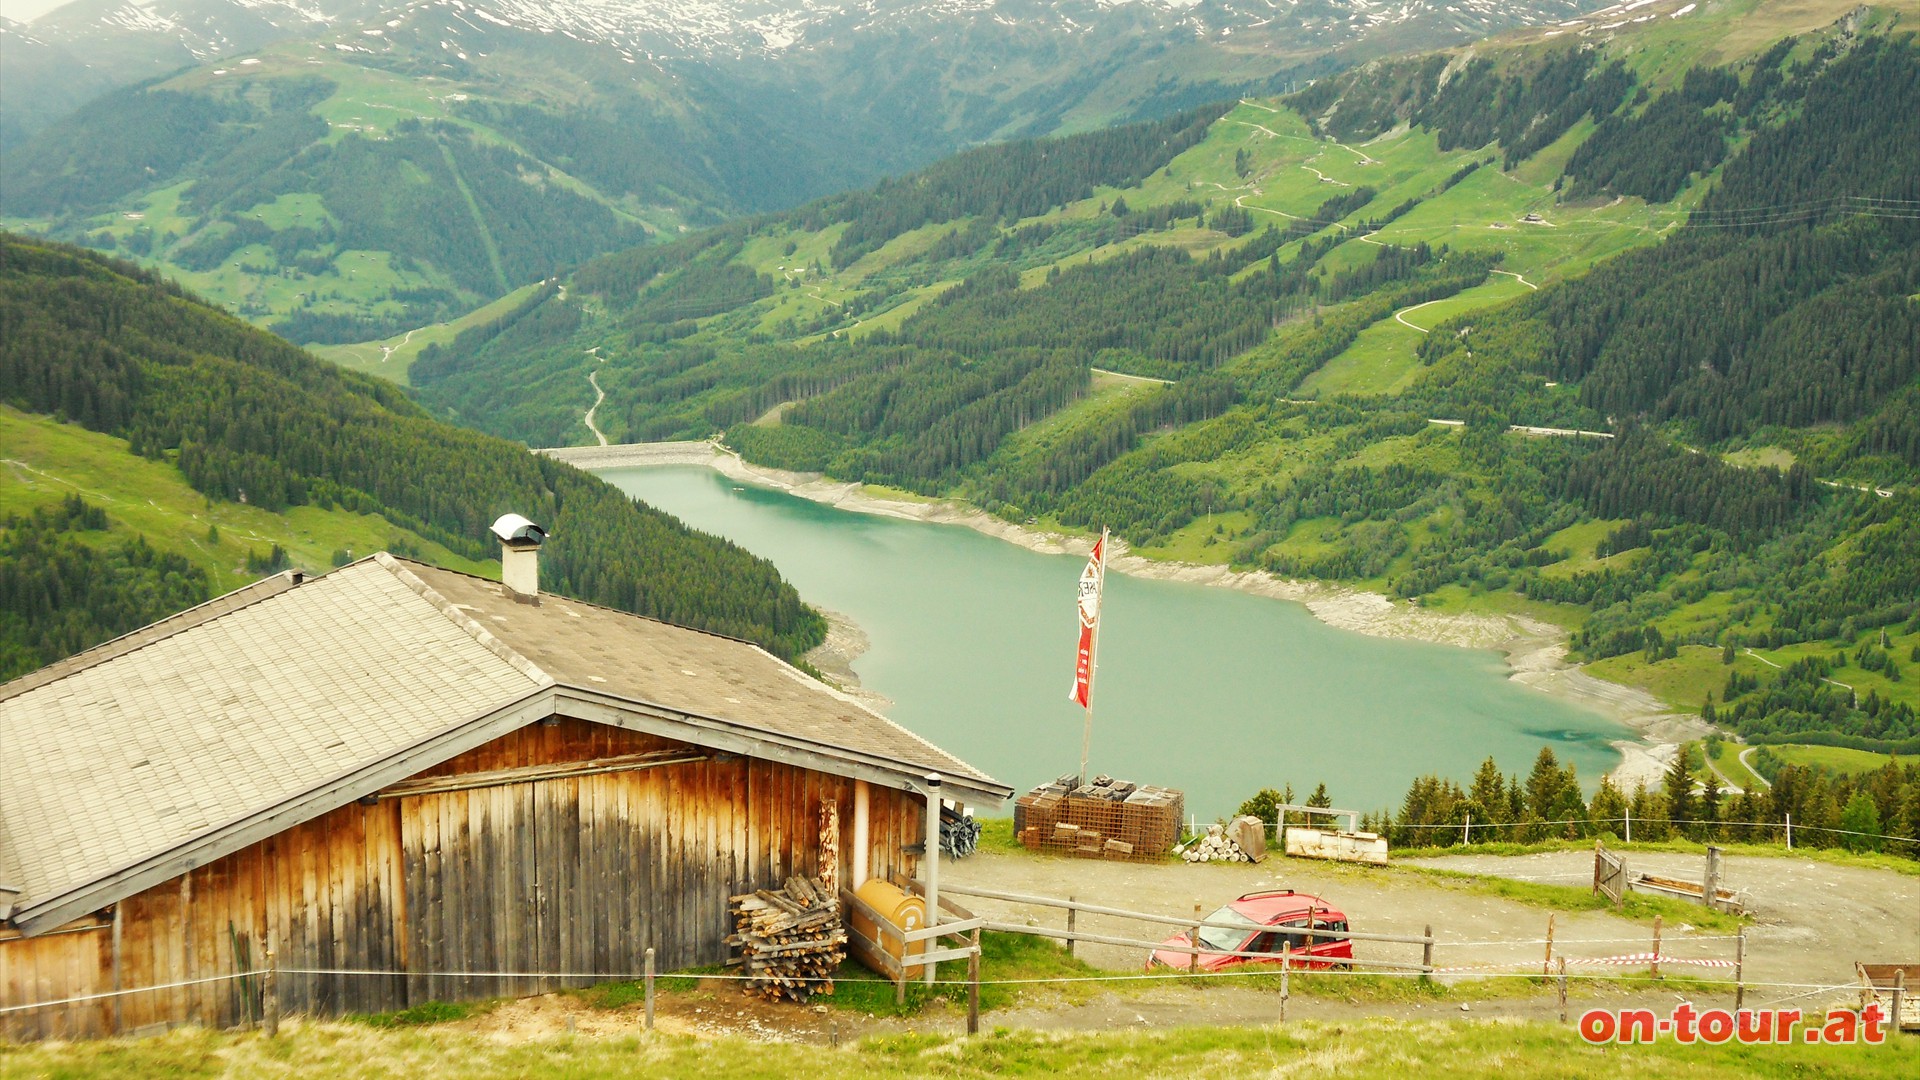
[924,773,942,987]
[853,779,871,889]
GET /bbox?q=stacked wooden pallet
[727,875,847,1002]
[1012,775,1184,862]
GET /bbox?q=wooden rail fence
[931,883,1436,975]
[842,882,985,1030]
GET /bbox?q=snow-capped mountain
[20,0,1597,63]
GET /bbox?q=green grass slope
[0,234,825,679]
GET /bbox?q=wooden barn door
[400,779,608,1007]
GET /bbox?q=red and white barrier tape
[1567,953,1739,969]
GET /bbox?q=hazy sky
[3,0,73,25]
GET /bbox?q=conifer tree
[1588,776,1629,838]
[1665,753,1697,837]
[1839,791,1882,852]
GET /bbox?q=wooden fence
[842,881,985,1030]
[930,883,1436,975]
[1593,841,1627,909]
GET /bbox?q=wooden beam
[939,883,1431,945]
[902,917,984,943]
[553,691,1011,806]
[377,750,706,799]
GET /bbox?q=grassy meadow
[4,1007,1912,1079]
[0,406,493,590]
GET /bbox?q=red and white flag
[1068,530,1107,708]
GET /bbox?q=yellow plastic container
[850,880,927,977]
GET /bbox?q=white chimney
[490,513,547,600]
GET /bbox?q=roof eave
[554,687,1013,806]
[9,690,560,937]
[9,682,1012,937]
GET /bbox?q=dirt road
[1403,850,1919,990]
[945,847,1916,993]
[447,849,1913,1046]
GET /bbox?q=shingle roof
[403,560,1001,793]
[0,560,544,911]
[0,554,1005,927]
[0,572,300,703]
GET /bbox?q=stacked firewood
[727,875,847,1002]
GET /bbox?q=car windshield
[1194,906,1263,953]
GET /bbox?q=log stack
[1182,823,1252,863]
[727,875,847,1002]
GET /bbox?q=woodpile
[727,875,846,1002]
[1182,822,1252,863]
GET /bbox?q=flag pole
[1079,526,1108,788]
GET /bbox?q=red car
[1147,889,1353,972]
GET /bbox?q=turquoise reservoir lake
[601,466,1629,818]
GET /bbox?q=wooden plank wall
[0,920,110,1041]
[0,716,925,1039]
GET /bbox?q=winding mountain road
[583,356,609,446]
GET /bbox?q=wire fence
[1219,814,1920,849]
[1,962,1884,1016]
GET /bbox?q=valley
[4,0,1920,1068]
[400,0,1920,771]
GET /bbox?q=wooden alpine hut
[0,518,1008,1039]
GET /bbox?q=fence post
[1651,916,1662,979]
[1189,901,1203,972]
[1544,914,1556,977]
[644,947,656,1032]
[262,949,279,1038]
[895,921,907,1008]
[967,929,981,1036]
[1625,806,1631,844]
[1557,956,1568,1023]
[1702,846,1721,911]
[1422,924,1434,982]
[1734,929,1746,1011]
[1893,970,1906,1037]
[1066,896,1077,958]
[1279,950,1290,1023]
[923,773,942,988]
[1784,812,1792,850]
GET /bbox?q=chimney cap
[490,513,547,547]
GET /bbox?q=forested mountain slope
[0,234,824,680]
[409,0,1920,753]
[0,0,1597,342]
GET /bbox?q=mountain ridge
[1,0,1600,334]
[402,0,1920,754]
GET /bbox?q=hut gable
[0,559,547,932]
[400,559,997,788]
[0,553,1007,941]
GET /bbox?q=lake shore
[598,443,1707,790]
